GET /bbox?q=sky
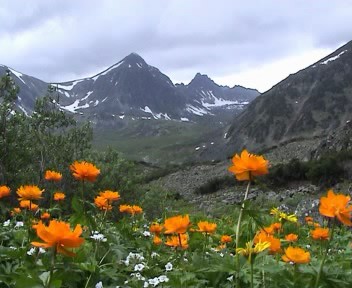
[1,0,352,92]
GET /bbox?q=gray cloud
[0,0,352,89]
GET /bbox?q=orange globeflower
[254,230,281,254]
[53,192,65,201]
[165,233,189,249]
[17,185,44,201]
[44,170,62,182]
[70,161,100,182]
[0,185,11,198]
[228,149,269,181]
[220,235,232,243]
[150,223,163,235]
[94,196,112,211]
[282,246,310,264]
[319,189,352,226]
[20,200,39,211]
[99,190,120,202]
[263,222,282,235]
[40,212,51,220]
[10,207,21,216]
[305,216,313,223]
[285,233,298,242]
[119,204,143,215]
[311,227,329,240]
[31,220,84,256]
[196,221,217,234]
[164,215,190,234]
[153,235,163,245]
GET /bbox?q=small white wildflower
[39,248,46,254]
[90,232,107,242]
[124,280,129,284]
[131,272,145,281]
[143,282,149,288]
[15,221,24,228]
[151,252,159,258]
[27,247,36,256]
[9,246,16,250]
[158,275,169,283]
[165,262,173,271]
[95,281,103,288]
[219,253,224,258]
[183,258,188,262]
[227,275,233,282]
[142,231,151,237]
[3,220,10,227]
[306,245,311,249]
[134,263,145,271]
[148,277,159,287]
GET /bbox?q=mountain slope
[222,40,352,156]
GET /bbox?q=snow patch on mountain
[320,50,348,65]
[60,100,90,113]
[186,105,210,116]
[9,68,26,84]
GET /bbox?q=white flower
[227,275,233,282]
[165,262,173,271]
[183,258,188,262]
[3,220,10,227]
[131,273,145,281]
[39,248,46,254]
[134,263,145,271]
[90,232,107,242]
[306,245,311,249]
[158,275,169,283]
[27,247,36,256]
[143,282,149,288]
[151,252,159,258]
[95,281,103,288]
[15,221,24,228]
[9,246,16,250]
[148,277,159,287]
[143,231,151,237]
[219,253,224,257]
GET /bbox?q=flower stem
[47,246,57,288]
[235,180,251,288]
[250,261,254,288]
[314,219,336,288]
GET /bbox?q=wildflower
[236,241,271,263]
[311,227,329,240]
[153,235,162,245]
[227,275,234,282]
[305,216,313,222]
[31,220,84,256]
[99,190,120,202]
[3,220,10,227]
[17,185,44,201]
[95,282,103,288]
[282,246,310,264]
[70,161,100,182]
[319,189,352,226]
[119,204,143,215]
[143,231,151,237]
[196,221,217,234]
[53,192,65,201]
[254,230,281,254]
[0,185,10,198]
[151,252,159,258]
[90,231,107,242]
[27,247,36,256]
[134,263,145,272]
[270,207,297,223]
[149,223,163,235]
[10,208,21,216]
[148,277,159,287]
[44,170,62,182]
[165,262,173,271]
[165,233,188,249]
[94,196,112,211]
[40,212,50,220]
[220,235,232,243]
[20,200,39,211]
[228,149,269,181]
[15,221,24,228]
[285,233,298,242]
[263,222,282,234]
[164,215,190,234]
[158,275,169,283]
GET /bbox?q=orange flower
[254,230,281,254]
[196,221,217,234]
[20,200,39,211]
[99,190,120,202]
[0,185,10,198]
[17,185,44,201]
[10,207,21,216]
[228,149,269,181]
[305,216,313,222]
[282,246,310,264]
[70,161,100,182]
[263,222,282,234]
[285,233,298,242]
[164,215,190,234]
[165,233,188,249]
[153,235,163,245]
[94,196,112,211]
[44,170,62,182]
[220,235,232,243]
[319,189,352,226]
[311,227,329,240]
[53,192,65,201]
[41,212,51,220]
[150,223,163,235]
[31,220,84,256]
[119,204,143,215]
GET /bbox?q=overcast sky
[1,0,352,92]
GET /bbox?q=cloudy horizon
[1,0,351,92]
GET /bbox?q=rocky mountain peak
[188,73,217,89]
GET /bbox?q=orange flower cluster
[17,185,44,201]
[54,192,65,201]
[282,246,310,264]
[228,149,269,181]
[32,220,84,256]
[319,189,352,226]
[150,223,163,235]
[119,204,143,215]
[0,185,10,199]
[311,227,329,240]
[164,215,190,234]
[285,233,298,242]
[70,161,100,182]
[94,196,112,211]
[165,233,189,249]
[44,170,62,182]
[220,235,232,244]
[196,221,217,234]
[254,230,281,254]
[19,200,39,211]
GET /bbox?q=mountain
[221,40,352,156]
